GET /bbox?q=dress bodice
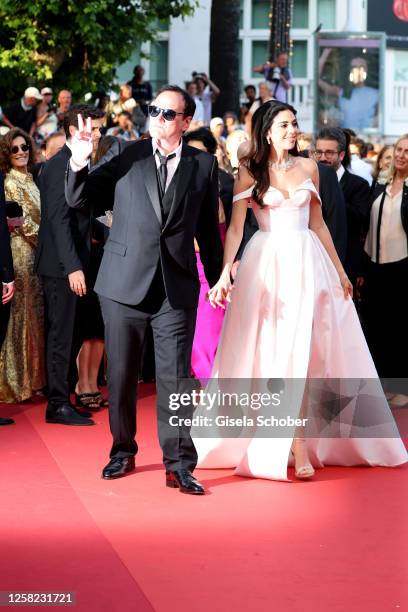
[233,178,321,233]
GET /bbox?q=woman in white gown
[191,101,407,481]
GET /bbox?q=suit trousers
[99,266,198,471]
[42,276,83,406]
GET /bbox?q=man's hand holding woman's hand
[207,267,234,309]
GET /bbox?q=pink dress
[192,180,408,480]
[191,223,226,382]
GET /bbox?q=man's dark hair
[351,136,368,158]
[118,110,132,120]
[62,104,105,138]
[156,85,196,118]
[316,127,347,153]
[184,127,217,155]
[244,84,256,93]
[343,128,356,139]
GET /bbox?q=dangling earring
[266,136,271,145]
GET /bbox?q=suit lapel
[139,145,162,227]
[163,144,195,230]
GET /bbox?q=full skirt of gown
[191,180,408,480]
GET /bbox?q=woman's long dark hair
[93,135,117,165]
[242,100,299,207]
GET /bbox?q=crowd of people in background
[1,57,408,428]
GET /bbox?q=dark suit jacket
[0,174,14,284]
[319,163,347,263]
[65,138,223,309]
[237,162,348,262]
[339,169,370,279]
[35,145,93,278]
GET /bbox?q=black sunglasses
[11,143,31,154]
[148,105,185,122]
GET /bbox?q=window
[291,41,307,78]
[115,48,141,84]
[149,41,168,91]
[293,0,309,29]
[252,0,269,29]
[151,18,169,31]
[317,0,336,30]
[395,50,408,82]
[252,40,268,77]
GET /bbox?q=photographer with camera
[253,52,292,103]
[107,111,139,141]
[192,72,220,125]
[35,88,58,142]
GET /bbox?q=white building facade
[116,0,408,139]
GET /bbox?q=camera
[192,71,205,79]
[47,104,57,114]
[272,67,281,81]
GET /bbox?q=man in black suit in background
[35,104,105,426]
[0,174,15,425]
[315,128,370,290]
[66,86,223,493]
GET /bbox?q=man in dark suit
[35,104,105,427]
[0,174,15,425]
[66,86,223,494]
[315,128,370,289]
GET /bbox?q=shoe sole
[102,469,135,480]
[46,419,94,426]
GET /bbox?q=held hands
[207,269,233,309]
[68,270,87,297]
[339,273,353,300]
[70,114,93,168]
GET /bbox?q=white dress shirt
[336,164,345,182]
[364,185,408,264]
[152,138,182,191]
[350,155,373,186]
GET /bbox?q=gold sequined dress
[0,169,45,402]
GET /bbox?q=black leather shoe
[102,456,135,479]
[0,416,15,426]
[46,404,94,426]
[73,406,93,418]
[166,469,205,495]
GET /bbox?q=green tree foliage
[0,0,197,101]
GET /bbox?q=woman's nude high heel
[291,438,315,480]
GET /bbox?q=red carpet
[1,386,407,612]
